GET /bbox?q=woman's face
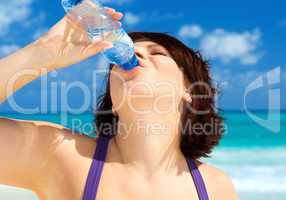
[110,41,187,115]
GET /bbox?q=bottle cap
[120,54,139,71]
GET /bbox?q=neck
[113,110,186,179]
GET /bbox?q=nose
[135,51,144,59]
[134,47,147,60]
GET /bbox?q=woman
[0,7,237,200]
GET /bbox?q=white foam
[0,185,38,200]
[202,147,286,193]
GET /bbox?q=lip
[121,64,142,74]
[137,59,149,69]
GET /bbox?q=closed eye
[151,52,167,56]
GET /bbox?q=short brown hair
[94,32,225,159]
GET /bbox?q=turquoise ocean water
[0,111,285,200]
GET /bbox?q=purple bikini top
[83,135,209,200]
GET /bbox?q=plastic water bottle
[61,0,139,70]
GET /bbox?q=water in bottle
[61,0,139,70]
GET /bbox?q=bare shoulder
[1,117,97,166]
[1,116,102,198]
[194,160,238,200]
[0,117,96,190]
[25,119,97,156]
[11,117,88,140]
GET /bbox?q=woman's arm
[0,118,60,190]
[0,8,123,190]
[0,42,52,103]
[0,117,85,192]
[0,7,122,103]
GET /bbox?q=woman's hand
[35,7,123,69]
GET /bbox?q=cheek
[109,59,185,108]
[152,58,185,100]
[154,58,184,86]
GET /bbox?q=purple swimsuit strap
[83,135,209,200]
[83,135,112,200]
[186,158,209,200]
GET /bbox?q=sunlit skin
[0,7,237,200]
[108,41,191,178]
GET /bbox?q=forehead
[134,41,165,49]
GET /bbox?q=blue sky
[0,0,285,113]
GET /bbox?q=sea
[0,111,285,200]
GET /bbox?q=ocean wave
[202,147,286,192]
[210,147,286,162]
[233,177,286,192]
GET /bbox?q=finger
[104,7,116,14]
[111,12,123,21]
[104,7,123,21]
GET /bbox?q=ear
[182,91,192,104]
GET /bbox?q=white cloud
[0,44,20,58]
[122,11,184,26]
[200,28,263,65]
[0,0,33,36]
[122,11,183,27]
[22,11,46,29]
[123,12,140,26]
[100,0,134,5]
[214,69,273,89]
[178,24,203,39]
